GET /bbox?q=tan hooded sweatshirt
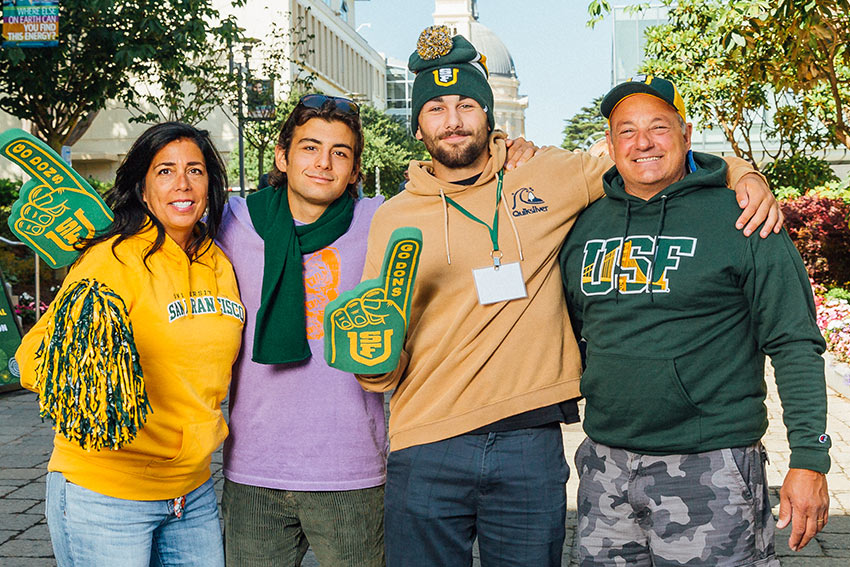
[358,132,760,452]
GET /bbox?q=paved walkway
[1,358,849,566]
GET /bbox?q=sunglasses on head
[298,94,360,115]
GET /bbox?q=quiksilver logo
[511,187,548,217]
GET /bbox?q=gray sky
[356,0,616,146]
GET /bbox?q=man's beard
[421,128,489,169]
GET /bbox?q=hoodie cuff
[789,447,831,474]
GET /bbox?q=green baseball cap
[601,75,687,123]
[408,25,495,135]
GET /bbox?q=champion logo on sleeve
[818,434,830,444]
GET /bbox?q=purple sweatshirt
[217,195,387,490]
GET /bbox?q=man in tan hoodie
[355,26,782,567]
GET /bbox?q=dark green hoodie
[559,152,830,473]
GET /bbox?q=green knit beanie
[408,25,495,135]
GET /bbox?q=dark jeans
[384,424,568,567]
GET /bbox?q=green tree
[0,0,244,150]
[637,0,771,163]
[227,95,301,190]
[588,1,850,155]
[360,106,428,198]
[232,11,317,189]
[724,0,850,150]
[561,96,606,151]
[243,95,299,189]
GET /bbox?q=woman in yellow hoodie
[16,122,244,567]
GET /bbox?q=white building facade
[384,0,527,138]
[432,0,527,138]
[1,0,386,183]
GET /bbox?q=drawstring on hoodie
[614,200,632,304]
[439,188,452,264]
[501,190,524,261]
[615,195,670,303]
[648,195,668,303]
[210,250,222,317]
[184,264,195,319]
[182,241,223,318]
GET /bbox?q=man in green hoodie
[560,77,830,567]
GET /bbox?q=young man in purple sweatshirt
[216,95,386,566]
[216,94,536,566]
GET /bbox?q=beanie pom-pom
[32,279,150,451]
[417,25,453,61]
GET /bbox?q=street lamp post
[229,42,257,198]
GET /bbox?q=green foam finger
[324,227,423,374]
[0,129,113,268]
[379,227,422,323]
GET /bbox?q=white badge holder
[472,251,527,305]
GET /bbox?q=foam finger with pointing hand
[324,227,422,373]
[0,129,113,268]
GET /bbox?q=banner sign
[324,227,422,374]
[0,129,113,268]
[0,266,22,391]
[2,0,59,48]
[246,79,275,120]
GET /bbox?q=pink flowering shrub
[812,282,850,363]
[14,292,48,327]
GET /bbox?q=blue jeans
[384,424,568,567]
[46,472,224,567]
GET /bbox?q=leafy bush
[0,177,20,207]
[809,179,850,206]
[0,177,21,240]
[781,194,850,288]
[773,185,803,201]
[763,154,839,194]
[86,176,112,196]
[826,287,850,302]
[360,105,428,198]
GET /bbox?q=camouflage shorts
[575,438,779,567]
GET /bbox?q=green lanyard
[443,170,505,267]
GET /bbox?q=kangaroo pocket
[581,352,701,452]
[145,418,228,478]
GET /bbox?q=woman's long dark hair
[81,122,228,264]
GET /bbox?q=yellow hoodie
[17,228,244,500]
[358,133,762,452]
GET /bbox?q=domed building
[433,0,528,137]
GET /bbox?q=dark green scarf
[247,184,354,364]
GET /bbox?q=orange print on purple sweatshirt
[304,247,341,339]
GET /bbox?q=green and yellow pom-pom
[33,279,150,451]
[417,25,453,60]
